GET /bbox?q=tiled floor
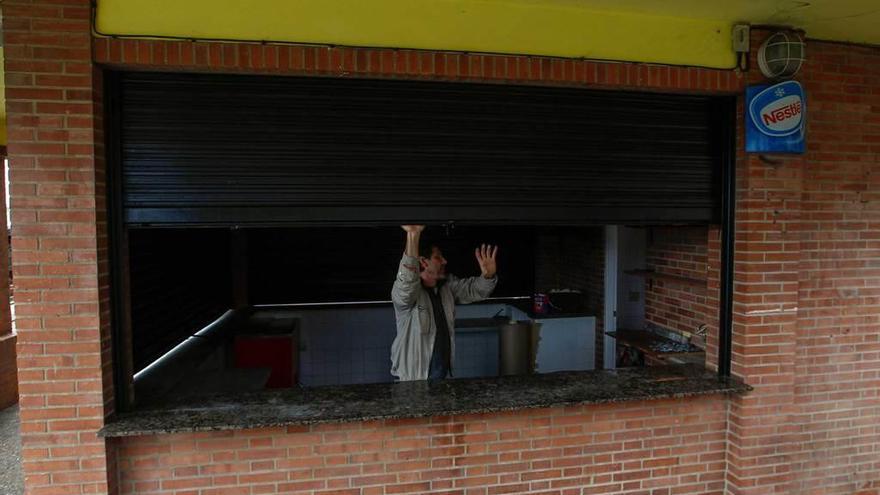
[0,404,22,495]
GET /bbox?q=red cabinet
[233,333,298,388]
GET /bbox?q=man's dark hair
[419,236,441,260]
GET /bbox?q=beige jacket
[390,255,497,381]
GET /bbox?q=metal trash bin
[499,321,540,376]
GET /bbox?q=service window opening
[119,224,713,410]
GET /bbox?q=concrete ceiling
[519,0,880,46]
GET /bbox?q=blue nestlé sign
[745,80,806,153]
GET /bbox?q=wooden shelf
[623,269,706,289]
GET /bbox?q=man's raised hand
[402,225,425,259]
[475,244,498,279]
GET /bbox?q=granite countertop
[99,364,750,437]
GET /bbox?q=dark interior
[128,228,232,372]
[126,225,611,404]
[247,226,537,304]
[126,225,584,373]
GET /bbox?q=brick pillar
[725,29,802,493]
[3,1,115,494]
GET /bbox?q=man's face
[421,247,448,282]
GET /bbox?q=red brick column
[724,30,802,495]
[3,1,115,494]
[788,41,880,495]
[725,154,802,494]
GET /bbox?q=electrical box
[732,25,750,53]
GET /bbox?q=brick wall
[723,31,880,495]
[90,39,744,91]
[90,33,880,495]
[89,36,742,495]
[704,227,722,372]
[3,1,115,494]
[722,31,803,495]
[116,397,729,495]
[8,4,880,493]
[640,225,725,373]
[787,41,880,495]
[6,20,747,494]
[644,226,714,340]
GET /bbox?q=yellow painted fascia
[95,0,737,69]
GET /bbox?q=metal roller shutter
[109,72,729,226]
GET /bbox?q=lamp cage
[757,31,806,80]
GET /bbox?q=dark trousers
[428,342,449,380]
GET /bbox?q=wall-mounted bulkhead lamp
[757,31,806,79]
